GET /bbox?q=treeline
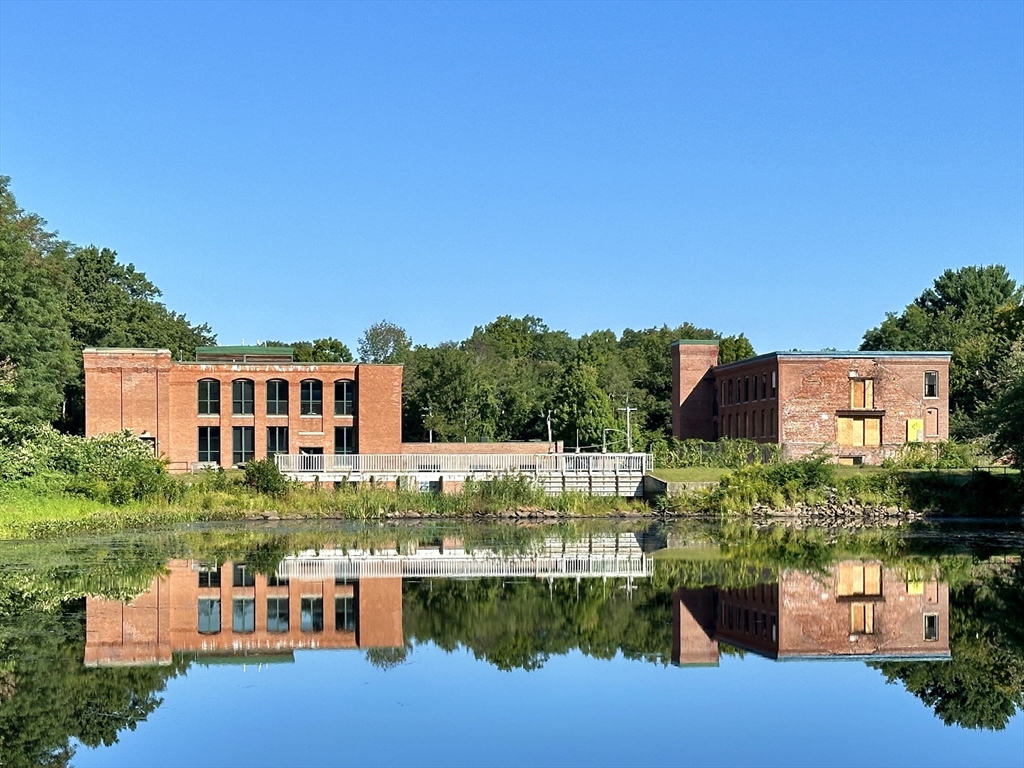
[2,176,1022,463]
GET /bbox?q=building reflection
[672,561,950,665]
[85,534,650,667]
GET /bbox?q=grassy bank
[0,473,647,539]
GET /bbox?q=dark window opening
[198,427,220,464]
[334,426,356,455]
[198,379,220,415]
[336,596,357,632]
[232,426,254,465]
[924,371,938,399]
[232,379,254,415]
[334,380,356,416]
[924,613,939,641]
[300,380,323,415]
[233,563,255,587]
[266,426,289,457]
[267,379,288,415]
[197,563,220,588]
[233,598,255,633]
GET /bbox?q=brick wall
[779,356,950,463]
[671,342,719,440]
[712,358,780,443]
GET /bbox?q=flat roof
[83,347,171,354]
[671,339,720,346]
[195,346,294,356]
[713,350,952,373]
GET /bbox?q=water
[1,518,1021,767]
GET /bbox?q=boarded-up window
[850,379,874,409]
[838,563,882,596]
[851,603,874,634]
[925,408,938,437]
[837,416,881,447]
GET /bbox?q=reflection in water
[673,564,949,665]
[0,522,1021,765]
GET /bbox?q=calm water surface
[0,518,1021,767]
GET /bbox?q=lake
[1,518,1021,767]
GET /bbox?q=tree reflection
[872,561,1024,730]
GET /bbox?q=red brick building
[672,342,951,464]
[84,346,403,472]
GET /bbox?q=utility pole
[421,406,433,443]
[545,410,553,444]
[618,395,637,454]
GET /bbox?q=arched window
[300,379,323,415]
[232,379,254,415]
[334,380,356,416]
[267,379,288,415]
[198,379,220,415]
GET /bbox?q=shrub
[243,459,289,498]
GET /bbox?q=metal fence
[275,452,652,476]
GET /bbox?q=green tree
[861,265,1022,435]
[0,178,78,428]
[549,359,616,447]
[358,320,412,364]
[289,337,353,362]
[980,332,1024,467]
[402,345,497,442]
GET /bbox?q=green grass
[649,467,732,483]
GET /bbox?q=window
[737,379,742,403]
[232,379,254,415]
[838,563,882,596]
[267,379,288,415]
[744,377,749,402]
[233,563,255,587]
[762,373,767,400]
[197,563,220,588]
[850,603,875,634]
[743,412,749,438]
[300,380,323,415]
[924,371,938,399]
[334,380,356,416]
[837,416,881,447]
[334,426,356,455]
[267,573,289,587]
[266,426,289,457]
[301,597,324,632]
[924,613,939,641]
[233,598,255,633]
[761,410,766,438]
[198,599,221,634]
[198,427,220,464]
[770,408,776,436]
[925,408,939,438]
[771,614,777,642]
[728,380,733,405]
[336,596,356,632]
[267,597,289,633]
[232,426,254,465]
[850,379,874,409]
[198,379,220,415]
[771,371,777,399]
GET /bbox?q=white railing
[275,452,652,476]
[276,554,652,580]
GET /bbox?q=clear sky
[1,1,1022,355]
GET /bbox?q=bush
[654,438,781,469]
[883,441,985,470]
[243,459,289,497]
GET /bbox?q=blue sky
[1,1,1021,354]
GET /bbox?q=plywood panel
[864,564,881,596]
[864,417,880,447]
